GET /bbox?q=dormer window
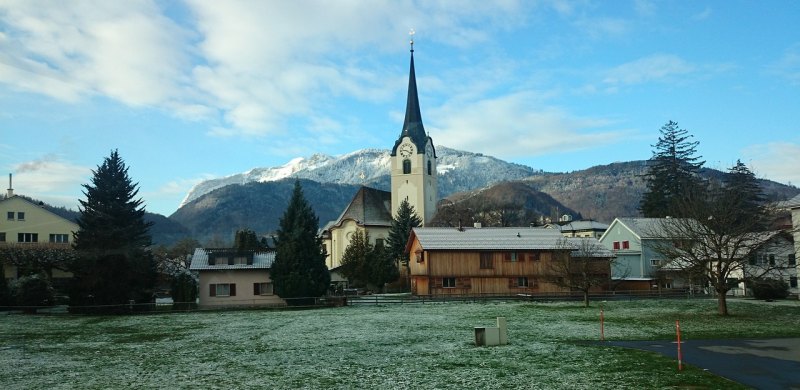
[403,159,411,174]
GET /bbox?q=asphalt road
[606,338,800,389]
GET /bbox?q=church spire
[393,29,428,155]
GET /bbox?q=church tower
[390,36,437,225]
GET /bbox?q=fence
[0,289,705,314]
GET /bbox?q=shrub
[13,274,55,314]
[171,271,198,310]
[749,278,790,300]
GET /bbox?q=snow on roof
[189,248,275,270]
[409,227,612,255]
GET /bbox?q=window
[650,259,662,267]
[254,282,273,295]
[612,241,620,250]
[208,257,216,266]
[480,253,493,269]
[517,277,529,288]
[768,254,775,266]
[233,256,248,265]
[375,238,384,248]
[427,160,432,175]
[0,232,5,242]
[442,277,456,288]
[791,277,798,288]
[789,254,796,266]
[49,234,69,243]
[209,283,236,297]
[6,212,13,220]
[503,252,519,262]
[403,159,411,174]
[18,233,38,243]
[622,240,630,249]
[415,251,423,263]
[17,212,24,221]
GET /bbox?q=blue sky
[1,0,799,216]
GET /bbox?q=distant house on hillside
[189,248,285,308]
[0,182,78,291]
[545,220,609,239]
[405,226,613,296]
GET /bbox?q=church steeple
[391,32,430,156]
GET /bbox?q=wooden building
[405,227,613,296]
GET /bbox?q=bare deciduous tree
[545,237,615,307]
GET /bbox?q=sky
[1,0,799,216]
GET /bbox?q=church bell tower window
[403,159,411,174]
[427,160,432,175]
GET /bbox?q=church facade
[321,43,437,276]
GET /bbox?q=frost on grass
[0,299,791,388]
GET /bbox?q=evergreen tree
[170,271,198,310]
[369,240,398,293]
[271,181,330,304]
[386,199,422,266]
[69,150,156,312]
[640,121,705,217]
[339,230,370,286]
[0,271,11,308]
[720,160,767,230]
[234,229,268,250]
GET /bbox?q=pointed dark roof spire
[392,30,431,156]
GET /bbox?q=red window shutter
[613,241,620,250]
[253,283,260,295]
[209,284,216,297]
[622,241,630,249]
[230,284,236,296]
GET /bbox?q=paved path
[606,338,800,389]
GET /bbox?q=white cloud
[768,44,800,86]
[0,1,189,106]
[7,156,91,209]
[691,7,713,21]
[603,54,695,86]
[743,142,800,187]
[429,92,631,159]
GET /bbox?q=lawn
[1,298,799,389]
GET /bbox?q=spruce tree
[271,181,330,304]
[339,230,370,286]
[385,199,422,267]
[369,240,398,293]
[70,150,156,312]
[720,160,768,231]
[640,121,705,217]
[234,229,267,250]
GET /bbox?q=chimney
[6,173,13,198]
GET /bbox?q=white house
[189,248,285,308]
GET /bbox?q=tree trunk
[716,291,729,316]
[583,291,590,308]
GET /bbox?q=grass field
[2,298,799,389]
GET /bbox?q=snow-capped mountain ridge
[179,146,538,207]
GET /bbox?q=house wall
[407,238,585,296]
[0,197,78,244]
[794,206,800,297]
[198,269,285,307]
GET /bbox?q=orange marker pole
[600,306,605,341]
[676,320,683,371]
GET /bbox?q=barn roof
[407,227,613,257]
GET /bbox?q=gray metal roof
[547,220,609,232]
[614,217,692,239]
[323,186,392,232]
[786,193,800,209]
[410,227,611,253]
[189,248,275,270]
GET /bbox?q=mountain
[170,179,363,245]
[170,150,800,245]
[180,146,538,206]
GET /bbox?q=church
[320,39,437,275]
